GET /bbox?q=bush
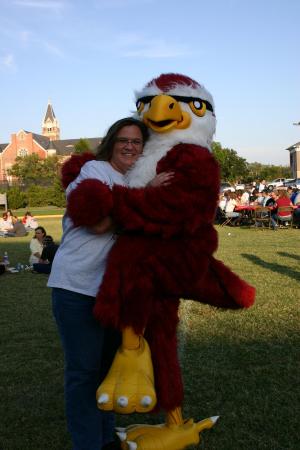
[27,185,50,207]
[6,187,27,209]
[3,178,66,209]
[25,179,66,208]
[47,178,66,207]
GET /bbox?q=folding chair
[276,206,294,228]
[253,206,271,229]
[220,210,234,227]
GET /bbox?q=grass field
[11,206,65,218]
[0,219,299,450]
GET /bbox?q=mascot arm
[112,144,220,237]
[67,178,113,227]
[61,152,96,190]
[62,152,114,228]
[66,145,220,234]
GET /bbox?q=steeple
[42,100,60,140]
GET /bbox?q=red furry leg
[145,297,183,412]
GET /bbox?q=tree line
[211,142,291,183]
[1,139,291,209]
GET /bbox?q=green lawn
[0,221,299,449]
[12,206,65,217]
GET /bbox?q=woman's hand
[89,216,114,234]
[147,172,174,187]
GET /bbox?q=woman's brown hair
[95,117,149,161]
[278,189,289,198]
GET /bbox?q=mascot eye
[189,99,207,117]
[136,100,145,113]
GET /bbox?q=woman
[271,189,294,228]
[48,118,171,450]
[0,212,13,235]
[32,235,58,274]
[224,191,241,225]
[29,226,46,264]
[22,211,38,230]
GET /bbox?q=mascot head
[134,73,216,150]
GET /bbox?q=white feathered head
[134,73,216,150]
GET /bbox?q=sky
[0,0,299,165]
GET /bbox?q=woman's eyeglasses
[115,137,143,147]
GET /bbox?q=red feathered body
[66,145,255,411]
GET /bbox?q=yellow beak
[143,94,191,133]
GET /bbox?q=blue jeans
[52,288,120,450]
[33,263,52,274]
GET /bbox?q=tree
[211,142,291,183]
[8,154,61,186]
[247,163,291,182]
[211,142,248,182]
[73,138,91,154]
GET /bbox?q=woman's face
[35,229,45,241]
[110,125,143,174]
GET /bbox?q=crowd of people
[217,182,300,229]
[0,210,38,237]
[0,210,58,273]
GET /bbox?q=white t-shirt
[48,160,126,297]
[29,238,43,264]
[240,192,250,205]
[225,198,237,213]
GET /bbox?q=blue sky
[1,0,299,165]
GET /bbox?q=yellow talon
[118,414,219,450]
[96,328,157,414]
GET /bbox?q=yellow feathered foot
[116,408,219,450]
[96,327,157,414]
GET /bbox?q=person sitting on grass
[5,216,27,237]
[29,226,46,265]
[32,235,59,274]
[22,211,38,231]
[0,212,13,236]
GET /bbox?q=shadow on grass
[277,251,300,262]
[178,333,299,450]
[241,253,300,281]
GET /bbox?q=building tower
[42,101,60,141]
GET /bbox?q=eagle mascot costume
[63,73,255,450]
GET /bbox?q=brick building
[0,102,100,184]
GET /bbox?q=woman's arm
[88,216,115,234]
